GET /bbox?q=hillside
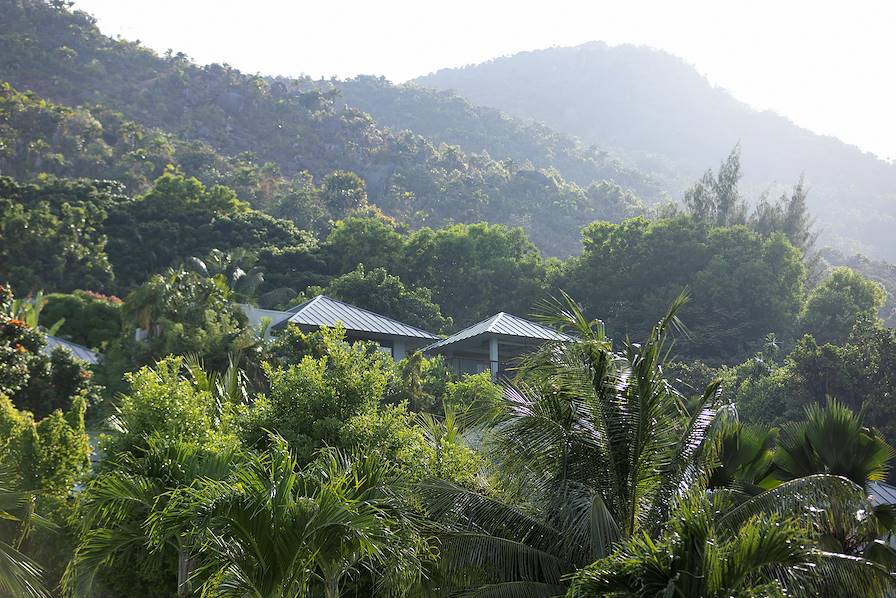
[329,75,664,200]
[0,1,648,256]
[416,42,896,260]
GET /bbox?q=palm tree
[706,402,896,581]
[11,290,64,335]
[0,467,51,598]
[182,353,250,424]
[772,398,895,486]
[421,293,729,596]
[123,271,173,337]
[188,248,264,304]
[62,436,235,597]
[707,420,777,496]
[167,438,426,598]
[568,477,895,597]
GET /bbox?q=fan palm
[568,476,896,597]
[772,398,895,486]
[421,293,729,596]
[166,437,426,598]
[707,420,777,496]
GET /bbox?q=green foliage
[41,290,122,349]
[99,268,249,393]
[64,436,236,598]
[0,469,54,598]
[0,176,116,294]
[684,146,747,227]
[387,352,452,413]
[568,488,894,598]
[0,285,100,418]
[103,356,238,457]
[820,249,896,326]
[0,393,89,511]
[159,440,428,597]
[416,41,896,261]
[422,295,728,595]
[241,327,394,458]
[751,177,817,254]
[772,399,895,486]
[400,222,548,326]
[0,5,654,258]
[561,215,806,359]
[310,264,451,333]
[104,170,310,290]
[322,216,405,275]
[334,75,661,199]
[722,321,896,467]
[441,371,503,413]
[801,266,886,345]
[0,390,90,592]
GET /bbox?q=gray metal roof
[274,295,438,340]
[237,304,293,329]
[868,481,896,506]
[43,335,99,364]
[423,312,573,352]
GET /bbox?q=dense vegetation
[0,2,655,257]
[417,41,896,261]
[0,1,895,596]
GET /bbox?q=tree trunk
[324,575,340,598]
[177,546,193,597]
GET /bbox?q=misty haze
[1,2,895,597]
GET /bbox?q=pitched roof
[274,295,438,340]
[237,304,293,329]
[423,312,573,352]
[44,335,99,364]
[869,481,896,506]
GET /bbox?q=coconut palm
[421,293,730,596]
[167,437,426,598]
[568,477,895,597]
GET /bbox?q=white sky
[73,0,896,161]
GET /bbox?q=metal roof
[423,312,573,352]
[237,304,293,329]
[43,335,99,364]
[869,481,896,506]
[274,295,438,340]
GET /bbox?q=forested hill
[415,42,896,261]
[328,76,664,199]
[0,0,648,257]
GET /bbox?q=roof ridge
[483,312,508,333]
[423,311,572,353]
[311,295,437,336]
[444,312,504,340]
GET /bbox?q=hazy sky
[73,0,896,161]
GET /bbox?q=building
[422,312,573,378]
[241,295,439,360]
[43,335,100,364]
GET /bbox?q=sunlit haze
[73,0,896,161]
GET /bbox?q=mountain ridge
[415,41,896,259]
